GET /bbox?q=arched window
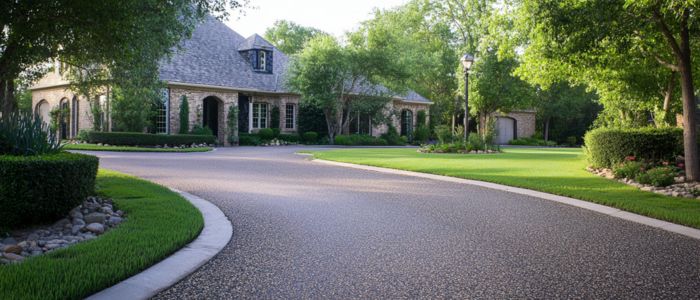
[34,100,50,124]
[59,98,70,139]
[71,97,79,137]
[400,109,413,137]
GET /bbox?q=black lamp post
[460,54,474,140]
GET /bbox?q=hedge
[583,127,683,168]
[0,153,99,228]
[334,134,388,146]
[83,131,215,146]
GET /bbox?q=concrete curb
[87,188,232,300]
[312,158,700,241]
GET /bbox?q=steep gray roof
[238,34,275,51]
[159,16,431,104]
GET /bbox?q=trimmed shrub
[509,137,557,146]
[0,152,99,228]
[334,134,388,146]
[271,106,280,130]
[381,124,405,145]
[272,128,281,138]
[179,95,189,134]
[612,161,646,179]
[0,112,61,156]
[278,134,300,143]
[303,131,318,143]
[636,167,677,187]
[583,127,683,168]
[239,133,261,146]
[190,125,214,136]
[84,131,215,146]
[258,128,275,141]
[227,105,239,145]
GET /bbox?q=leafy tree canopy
[264,20,328,55]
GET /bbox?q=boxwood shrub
[84,131,215,146]
[584,127,683,168]
[334,134,388,146]
[0,153,99,228]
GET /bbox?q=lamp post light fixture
[460,54,474,140]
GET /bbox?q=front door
[238,95,250,133]
[203,97,219,138]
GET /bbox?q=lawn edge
[86,188,232,300]
[310,157,700,241]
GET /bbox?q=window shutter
[266,51,273,73]
[251,50,258,70]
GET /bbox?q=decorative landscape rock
[0,196,126,265]
[589,167,700,200]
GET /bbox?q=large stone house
[30,17,434,145]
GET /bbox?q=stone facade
[248,93,300,134]
[485,110,537,143]
[31,85,103,139]
[168,86,238,143]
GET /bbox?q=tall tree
[286,34,410,143]
[513,0,700,180]
[0,0,245,116]
[264,20,327,55]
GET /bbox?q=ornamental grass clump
[0,111,61,156]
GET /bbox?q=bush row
[509,137,557,147]
[0,153,99,228]
[82,131,216,146]
[584,127,683,168]
[334,134,388,146]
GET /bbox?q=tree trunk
[544,117,550,141]
[679,56,698,181]
[0,78,17,117]
[324,109,336,144]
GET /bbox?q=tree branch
[651,4,682,58]
[655,55,680,71]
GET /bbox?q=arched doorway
[202,96,222,140]
[71,97,79,137]
[34,100,50,124]
[495,117,517,144]
[400,109,413,137]
[59,98,70,139]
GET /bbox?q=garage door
[495,117,515,144]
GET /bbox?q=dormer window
[252,50,272,73]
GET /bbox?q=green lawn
[0,170,204,300]
[310,147,700,229]
[63,143,213,152]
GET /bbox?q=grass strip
[0,169,204,300]
[309,147,700,229]
[63,143,212,152]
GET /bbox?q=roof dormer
[238,34,274,74]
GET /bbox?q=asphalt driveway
[92,146,700,299]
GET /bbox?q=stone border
[86,188,232,300]
[311,158,700,241]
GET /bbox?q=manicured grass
[0,170,204,300]
[63,143,212,152]
[309,147,700,229]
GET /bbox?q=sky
[225,0,410,38]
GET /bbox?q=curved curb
[87,188,232,300]
[311,158,700,241]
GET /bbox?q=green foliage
[636,167,677,187]
[286,32,409,143]
[469,49,534,118]
[76,129,90,142]
[0,111,61,156]
[257,128,275,141]
[227,105,239,145]
[189,125,213,136]
[467,133,485,151]
[272,128,281,138]
[0,170,203,299]
[413,126,430,144]
[509,137,557,147]
[49,106,68,134]
[436,125,453,144]
[302,131,319,144]
[0,153,98,228]
[278,134,300,143]
[380,124,405,145]
[613,161,646,179]
[83,131,215,146]
[583,127,683,168]
[298,102,328,138]
[238,133,261,146]
[334,134,388,146]
[264,20,327,55]
[271,106,280,130]
[111,86,160,132]
[179,95,190,134]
